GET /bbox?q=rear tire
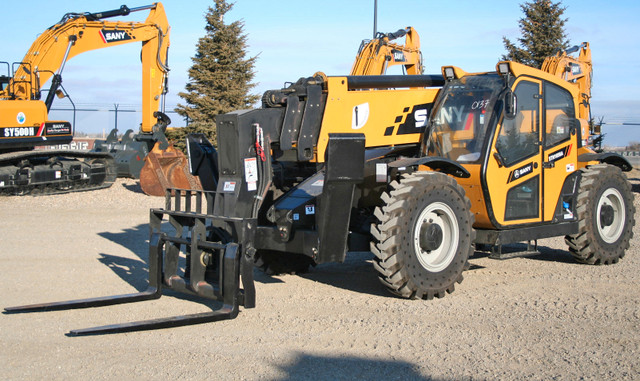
[565,164,635,264]
[371,172,475,299]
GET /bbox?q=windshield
[423,74,504,163]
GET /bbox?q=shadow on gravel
[474,242,577,265]
[274,352,434,381]
[97,224,217,308]
[296,251,393,298]
[98,225,152,291]
[527,246,578,264]
[122,181,145,194]
[98,253,150,291]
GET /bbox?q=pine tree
[172,0,259,147]
[502,0,570,68]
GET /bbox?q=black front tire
[565,164,635,264]
[371,172,475,299]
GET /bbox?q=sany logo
[414,109,428,128]
[392,50,406,62]
[570,63,583,75]
[100,29,133,43]
[436,106,465,125]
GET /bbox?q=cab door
[484,78,543,227]
[540,81,579,222]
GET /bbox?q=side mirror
[504,89,517,119]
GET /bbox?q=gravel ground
[1,172,639,380]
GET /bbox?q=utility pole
[113,103,119,134]
[373,0,378,38]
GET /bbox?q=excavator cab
[0,76,9,93]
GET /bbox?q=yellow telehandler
[6,42,634,334]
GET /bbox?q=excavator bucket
[139,141,202,196]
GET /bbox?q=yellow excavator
[350,27,423,75]
[0,2,198,196]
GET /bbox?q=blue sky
[2,0,640,146]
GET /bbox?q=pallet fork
[4,189,256,335]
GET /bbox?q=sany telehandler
[0,3,198,196]
[5,42,635,335]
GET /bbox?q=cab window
[496,81,540,167]
[544,82,575,148]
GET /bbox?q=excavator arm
[350,27,423,76]
[541,42,592,121]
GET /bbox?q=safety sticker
[305,205,315,215]
[223,181,236,192]
[566,163,575,173]
[245,157,258,191]
[293,213,300,221]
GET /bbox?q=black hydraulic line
[85,4,157,20]
[85,5,131,20]
[43,74,62,112]
[346,74,445,90]
[385,28,408,41]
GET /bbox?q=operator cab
[423,63,581,229]
[0,76,9,92]
[0,61,10,92]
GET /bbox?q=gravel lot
[1,172,639,380]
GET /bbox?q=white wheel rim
[413,201,459,272]
[596,188,625,244]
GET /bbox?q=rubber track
[0,150,117,196]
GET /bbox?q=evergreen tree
[172,0,259,147]
[502,0,570,68]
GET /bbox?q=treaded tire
[371,172,475,299]
[565,164,635,265]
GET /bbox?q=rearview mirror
[504,89,517,119]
